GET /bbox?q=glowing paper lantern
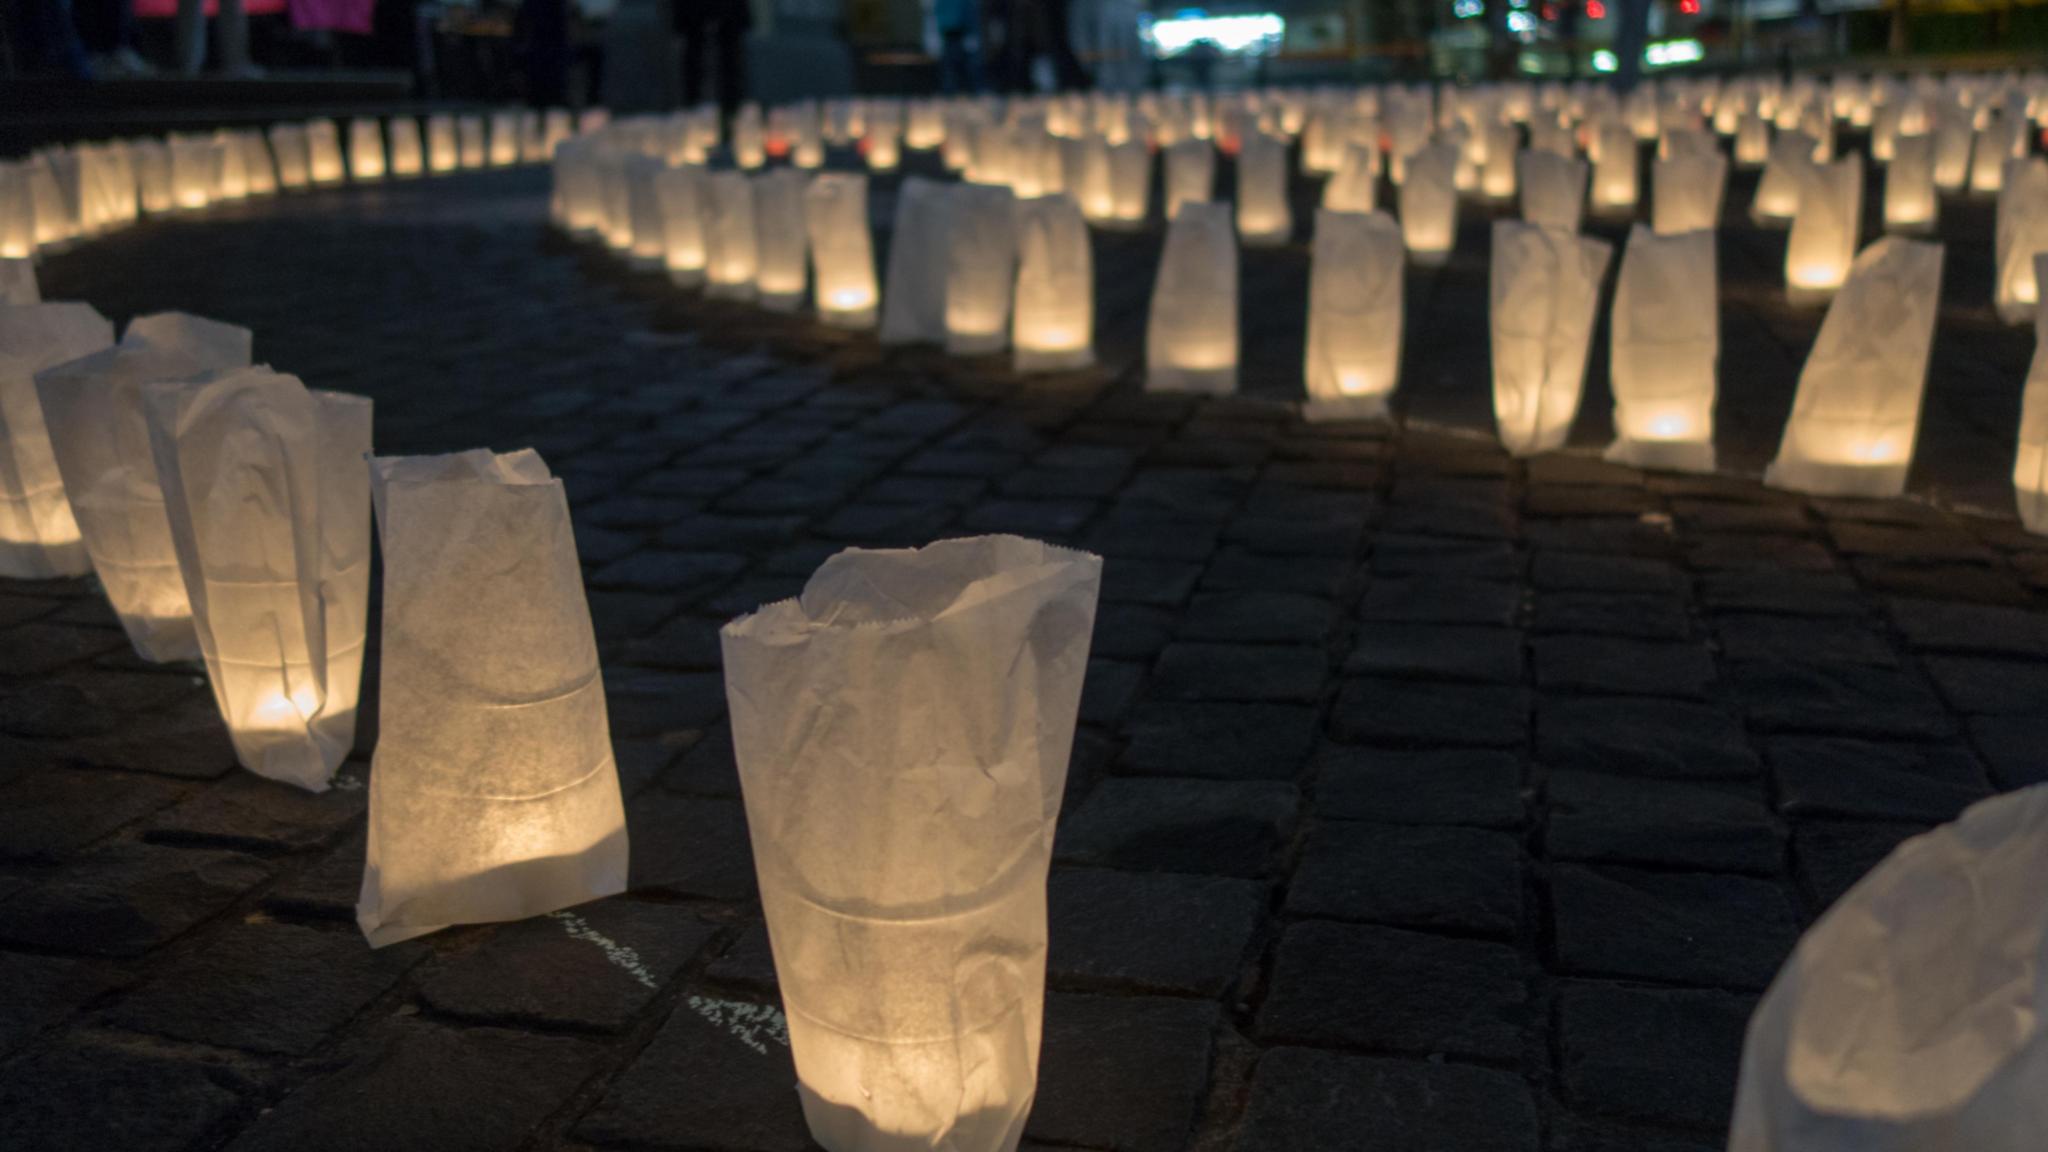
[1147,201,1238,395]
[1884,133,1939,234]
[1591,124,1639,213]
[1652,149,1728,235]
[704,171,759,301]
[208,134,250,203]
[1480,126,1519,200]
[168,134,213,211]
[651,164,706,287]
[1323,141,1377,214]
[1303,208,1403,422]
[36,313,252,661]
[457,116,488,169]
[267,124,311,190]
[880,177,951,346]
[239,132,278,197]
[721,535,1101,1152]
[1969,116,2011,194]
[1490,219,1613,456]
[804,173,878,329]
[2015,254,2048,533]
[1520,150,1588,234]
[1735,114,1771,167]
[1398,142,1459,264]
[734,106,767,169]
[0,303,112,576]
[144,367,371,789]
[347,118,386,182]
[358,448,629,947]
[1164,139,1214,220]
[1606,226,1718,472]
[426,115,459,173]
[1012,194,1094,372]
[1073,135,1115,223]
[306,120,345,185]
[1752,130,1813,223]
[624,156,668,270]
[489,111,521,167]
[1932,106,1973,192]
[753,170,811,311]
[1786,155,1865,301]
[945,182,1019,356]
[1235,131,1291,246]
[1730,786,2048,1152]
[1994,158,2048,325]
[1765,237,1943,498]
[865,122,902,172]
[1106,139,1151,227]
[25,158,71,248]
[388,118,425,178]
[0,260,34,305]
[130,142,173,215]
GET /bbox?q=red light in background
[1586,0,1606,17]
[1541,3,1558,18]
[1678,0,1699,13]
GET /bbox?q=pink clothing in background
[134,0,374,33]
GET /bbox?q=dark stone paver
[574,995,808,1151]
[1313,745,1526,828]
[1556,980,1754,1129]
[1116,701,1319,781]
[1546,771,1782,875]
[1048,868,1265,995]
[1331,678,1530,747]
[0,1039,250,1152]
[1235,1047,1539,1152]
[1287,822,1522,936]
[1028,994,1218,1152]
[1258,920,1526,1060]
[1551,864,1800,990]
[1057,778,1297,877]
[0,842,273,956]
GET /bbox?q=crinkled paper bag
[0,301,114,577]
[721,534,1103,1152]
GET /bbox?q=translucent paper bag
[0,259,34,305]
[347,119,386,182]
[1766,238,1944,498]
[1303,209,1403,422]
[1147,201,1239,395]
[1729,786,2048,1152]
[1591,123,1638,213]
[387,117,424,178]
[721,535,1103,1152]
[704,171,759,301]
[1786,155,1865,300]
[754,169,812,311]
[1490,220,1613,456]
[1519,150,1588,234]
[1753,131,1814,223]
[0,302,114,577]
[1322,141,1377,214]
[654,163,708,287]
[805,173,878,329]
[2017,253,2048,533]
[144,367,371,789]
[359,449,628,948]
[1399,142,1459,263]
[1884,133,1938,234]
[1652,149,1728,235]
[1011,194,1094,373]
[1995,158,2048,326]
[1235,132,1291,246]
[1106,139,1151,227]
[624,155,668,270]
[1605,226,1718,472]
[1163,138,1213,221]
[880,177,951,346]
[944,182,1018,356]
[36,312,252,661]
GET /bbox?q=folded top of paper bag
[727,534,1103,633]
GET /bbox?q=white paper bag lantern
[881,177,951,346]
[129,142,173,215]
[624,156,669,270]
[1323,141,1378,214]
[489,111,521,167]
[1490,219,1613,456]
[426,115,459,174]
[239,132,277,197]
[1735,114,1771,167]
[1969,116,2012,195]
[358,448,628,948]
[1606,226,1719,472]
[1073,134,1116,223]
[1164,139,1214,220]
[944,182,1019,356]
[753,170,811,311]
[1399,142,1460,264]
[1730,786,2048,1152]
[733,106,767,169]
[347,118,387,182]
[1995,158,2048,325]
[457,116,488,169]
[705,171,760,301]
[1235,131,1291,246]
[1766,237,1944,498]
[0,259,36,305]
[306,120,345,185]
[1012,194,1094,372]
[25,158,72,248]
[0,303,113,577]
[1752,130,1813,223]
[1652,149,1728,235]
[0,164,33,258]
[1933,106,1973,191]
[2015,253,2048,533]
[388,118,425,178]
[267,124,312,190]
[208,134,250,203]
[1147,201,1238,395]
[1106,139,1151,227]
[721,535,1101,1152]
[654,164,709,287]
[865,123,902,172]
[1520,150,1588,234]
[36,313,252,661]
[145,367,371,789]
[1884,133,1939,233]
[167,134,213,211]
[1591,123,1639,213]
[1304,209,1403,422]
[1786,155,1865,301]
[805,173,877,329]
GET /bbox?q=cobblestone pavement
[3,151,2047,1152]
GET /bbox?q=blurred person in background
[175,0,253,74]
[676,0,749,120]
[935,0,983,93]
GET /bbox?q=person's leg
[175,0,206,73]
[715,14,744,119]
[1044,0,1087,90]
[218,0,250,72]
[679,13,707,105]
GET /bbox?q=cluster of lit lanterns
[6,73,2048,1152]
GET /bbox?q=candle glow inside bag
[754,169,812,311]
[1652,148,1728,235]
[1519,149,1588,234]
[1399,142,1459,263]
[426,115,459,173]
[1884,133,1938,234]
[705,171,760,301]
[1163,138,1213,220]
[805,173,879,329]
[2017,253,2048,534]
[359,448,628,947]
[1729,786,2048,1152]
[1105,139,1151,227]
[1011,194,1095,372]
[654,164,708,287]
[1605,226,1719,472]
[36,313,253,661]
[1146,201,1239,395]
[721,535,1102,1152]
[306,119,345,185]
[0,302,114,577]
[457,116,488,169]
[1995,158,2048,326]
[347,118,386,182]
[945,182,1019,356]
[1591,123,1638,212]
[880,177,952,346]
[268,123,312,189]
[1303,209,1403,422]
[388,117,425,177]
[624,156,669,270]
[1766,237,1944,498]
[145,368,371,790]
[1490,219,1613,456]
[1786,154,1865,300]
[1752,130,1813,222]
[1235,131,1292,245]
